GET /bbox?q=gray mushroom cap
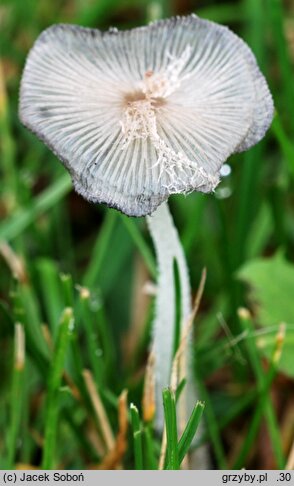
[19,14,273,217]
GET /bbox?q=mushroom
[19,15,273,434]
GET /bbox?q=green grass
[1,0,294,471]
[130,404,144,470]
[42,308,74,469]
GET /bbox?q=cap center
[120,46,192,148]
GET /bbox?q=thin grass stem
[42,308,74,469]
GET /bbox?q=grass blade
[0,62,18,206]
[237,309,285,468]
[271,114,294,177]
[178,401,205,465]
[162,388,179,470]
[267,0,294,133]
[195,373,227,469]
[83,211,117,288]
[60,273,74,308]
[6,324,25,468]
[233,0,267,268]
[120,215,156,279]
[79,288,105,387]
[130,403,143,470]
[36,259,63,337]
[0,174,72,242]
[144,425,157,470]
[42,307,74,469]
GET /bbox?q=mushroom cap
[19,15,273,217]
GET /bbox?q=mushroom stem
[146,201,192,428]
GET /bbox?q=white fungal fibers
[120,46,219,195]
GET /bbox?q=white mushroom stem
[146,201,192,428]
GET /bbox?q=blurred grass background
[1,0,294,470]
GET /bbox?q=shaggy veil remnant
[19,15,273,217]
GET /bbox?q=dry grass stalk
[41,324,54,352]
[286,438,294,470]
[0,242,28,283]
[83,369,115,452]
[30,428,44,448]
[158,427,167,470]
[142,351,156,423]
[172,267,207,392]
[86,420,106,457]
[281,403,294,465]
[273,323,286,365]
[14,323,25,371]
[63,372,81,402]
[92,389,129,470]
[123,257,151,364]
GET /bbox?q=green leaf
[178,401,205,465]
[130,403,144,470]
[238,252,294,377]
[120,215,156,279]
[35,258,64,337]
[42,307,74,469]
[162,388,179,470]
